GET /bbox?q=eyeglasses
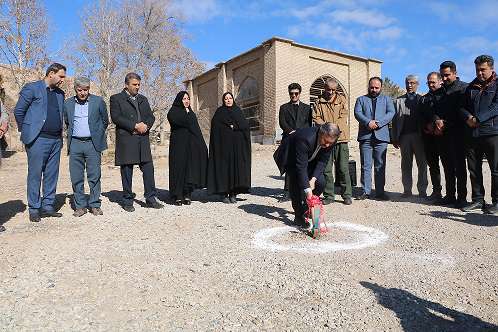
[289,92,300,96]
[325,89,337,92]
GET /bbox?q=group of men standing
[392,56,498,214]
[278,54,498,226]
[12,64,163,224]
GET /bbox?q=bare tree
[382,77,404,99]
[0,0,49,91]
[68,0,205,144]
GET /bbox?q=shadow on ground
[361,281,498,332]
[250,186,285,199]
[0,200,26,225]
[238,203,293,226]
[102,190,124,207]
[422,210,498,227]
[2,150,16,158]
[54,193,67,212]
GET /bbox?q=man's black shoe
[437,196,456,206]
[146,200,163,209]
[428,192,443,201]
[0,225,5,232]
[29,214,41,223]
[343,197,353,205]
[278,193,290,203]
[461,201,485,212]
[484,203,498,215]
[41,211,63,218]
[454,198,468,209]
[294,215,307,228]
[322,197,334,205]
[356,193,370,200]
[401,191,412,198]
[375,193,390,201]
[123,205,135,212]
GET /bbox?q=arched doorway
[236,76,260,132]
[309,75,347,107]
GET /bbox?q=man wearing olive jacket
[313,78,352,205]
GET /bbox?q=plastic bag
[305,195,328,239]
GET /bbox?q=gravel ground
[0,144,497,331]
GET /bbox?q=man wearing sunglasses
[278,83,312,201]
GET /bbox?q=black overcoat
[278,101,312,137]
[167,105,208,198]
[110,90,155,166]
[207,105,251,195]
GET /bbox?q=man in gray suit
[64,77,109,217]
[391,75,428,198]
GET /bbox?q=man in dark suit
[275,123,340,226]
[110,72,163,212]
[64,77,109,217]
[14,63,67,222]
[278,82,312,201]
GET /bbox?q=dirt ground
[0,144,497,331]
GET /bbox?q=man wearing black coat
[421,72,445,201]
[434,61,468,208]
[110,72,163,212]
[278,83,312,201]
[274,123,340,226]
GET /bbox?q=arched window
[236,76,260,132]
[310,75,347,107]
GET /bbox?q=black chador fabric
[207,102,251,195]
[167,92,208,199]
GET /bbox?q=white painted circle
[252,222,389,253]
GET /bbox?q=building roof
[185,36,383,83]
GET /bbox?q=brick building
[185,37,382,144]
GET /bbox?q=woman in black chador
[208,92,251,203]
[167,91,208,205]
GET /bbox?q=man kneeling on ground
[275,123,340,227]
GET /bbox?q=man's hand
[134,122,148,134]
[435,119,445,131]
[423,123,434,135]
[368,120,378,130]
[306,190,313,200]
[433,127,443,136]
[309,177,316,191]
[466,116,479,128]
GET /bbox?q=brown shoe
[73,208,87,217]
[90,207,103,216]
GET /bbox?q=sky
[44,0,498,90]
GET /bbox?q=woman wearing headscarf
[167,91,208,205]
[207,92,251,203]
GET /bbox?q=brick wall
[186,38,382,145]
